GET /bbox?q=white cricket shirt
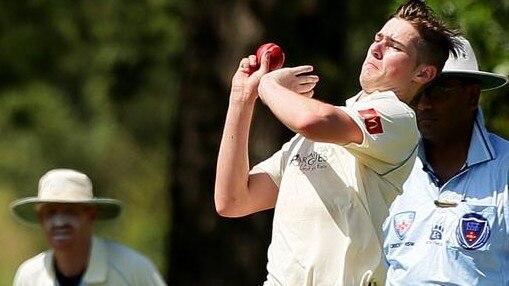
[254,90,419,285]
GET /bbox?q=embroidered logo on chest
[456,213,491,250]
[358,108,383,134]
[393,211,415,240]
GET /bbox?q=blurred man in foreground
[11,168,167,286]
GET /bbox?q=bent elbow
[216,210,237,218]
[215,205,246,218]
[291,111,322,135]
[214,194,245,218]
[215,202,234,217]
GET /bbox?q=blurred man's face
[409,77,479,142]
[38,203,97,252]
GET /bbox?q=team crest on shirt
[393,211,415,240]
[358,108,383,134]
[456,213,491,250]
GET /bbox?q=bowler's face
[38,203,97,252]
[360,17,421,102]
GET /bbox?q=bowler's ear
[414,65,437,84]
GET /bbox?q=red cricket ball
[247,43,285,74]
[256,43,285,71]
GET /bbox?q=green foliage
[0,0,181,283]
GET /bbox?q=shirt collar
[346,90,398,106]
[83,236,108,283]
[467,108,496,165]
[43,249,56,281]
[43,236,107,284]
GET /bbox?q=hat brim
[10,197,123,227]
[441,70,508,91]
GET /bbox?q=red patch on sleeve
[358,108,383,134]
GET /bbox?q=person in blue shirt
[383,36,509,285]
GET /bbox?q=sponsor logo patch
[289,147,330,171]
[429,223,444,240]
[456,213,490,250]
[393,211,415,240]
[358,108,383,134]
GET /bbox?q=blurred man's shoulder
[99,237,155,266]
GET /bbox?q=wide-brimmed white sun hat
[440,36,508,91]
[10,168,122,226]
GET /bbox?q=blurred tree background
[0,0,507,285]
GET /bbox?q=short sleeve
[339,91,419,174]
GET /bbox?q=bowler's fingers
[258,50,272,74]
[293,66,319,96]
[238,58,250,73]
[301,90,315,98]
[238,55,261,75]
[295,82,318,96]
[297,75,319,86]
[292,65,315,76]
[248,55,258,68]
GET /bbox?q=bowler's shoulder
[351,90,415,118]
